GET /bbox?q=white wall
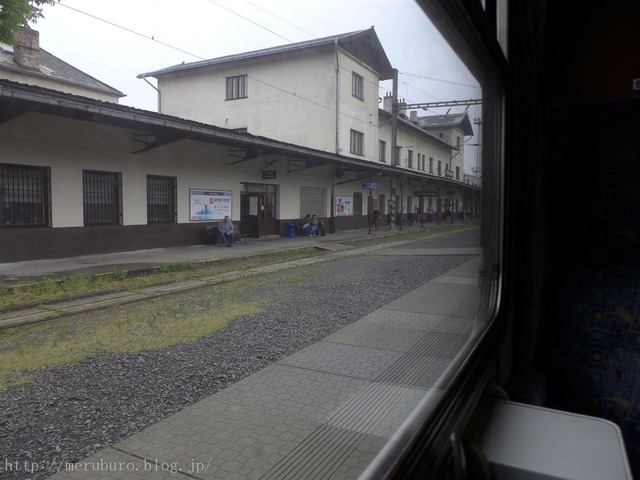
[156,46,386,163]
[2,112,382,228]
[158,49,338,153]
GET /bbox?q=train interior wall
[509,2,640,474]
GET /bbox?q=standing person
[372,208,380,230]
[308,214,318,237]
[427,207,434,223]
[218,215,236,247]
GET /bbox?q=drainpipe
[335,39,340,155]
[391,68,399,166]
[332,39,340,233]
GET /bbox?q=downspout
[335,38,340,155]
[332,39,340,233]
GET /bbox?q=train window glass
[361,0,505,477]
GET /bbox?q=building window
[379,140,386,163]
[83,170,122,226]
[429,157,434,173]
[438,160,442,176]
[226,74,247,100]
[456,166,460,180]
[350,129,364,155]
[147,175,177,223]
[0,163,50,227]
[408,150,414,169]
[352,72,364,100]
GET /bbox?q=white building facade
[1,29,480,262]
[140,28,479,228]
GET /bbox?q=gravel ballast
[0,229,479,479]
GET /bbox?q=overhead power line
[400,71,481,89]
[242,0,318,39]
[57,3,205,61]
[55,1,456,127]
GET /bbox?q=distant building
[0,27,124,102]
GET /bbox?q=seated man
[217,215,236,247]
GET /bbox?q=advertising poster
[335,196,353,216]
[190,189,232,221]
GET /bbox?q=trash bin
[285,222,296,238]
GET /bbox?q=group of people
[219,213,325,246]
[300,214,322,237]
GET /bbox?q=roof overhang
[0,80,478,191]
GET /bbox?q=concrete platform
[48,255,481,480]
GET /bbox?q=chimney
[398,99,408,118]
[410,111,418,122]
[14,27,40,70]
[383,93,393,113]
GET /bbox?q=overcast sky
[30,0,482,171]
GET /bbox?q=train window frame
[360,1,507,478]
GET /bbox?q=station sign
[414,191,438,197]
[361,182,378,189]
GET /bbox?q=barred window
[147,175,177,223]
[350,129,364,155]
[352,72,364,100]
[83,170,122,226]
[0,163,50,227]
[226,75,247,100]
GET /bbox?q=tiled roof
[139,27,394,81]
[0,43,124,98]
[417,112,474,136]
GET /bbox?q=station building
[0,27,480,262]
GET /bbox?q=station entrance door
[240,183,278,238]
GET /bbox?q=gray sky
[31,0,481,171]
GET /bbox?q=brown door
[240,192,278,237]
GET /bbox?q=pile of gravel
[0,229,478,479]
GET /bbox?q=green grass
[0,223,478,389]
[0,226,478,310]
[0,287,263,389]
[0,248,323,309]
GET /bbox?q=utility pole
[473,117,482,178]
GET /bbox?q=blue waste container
[285,222,296,238]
